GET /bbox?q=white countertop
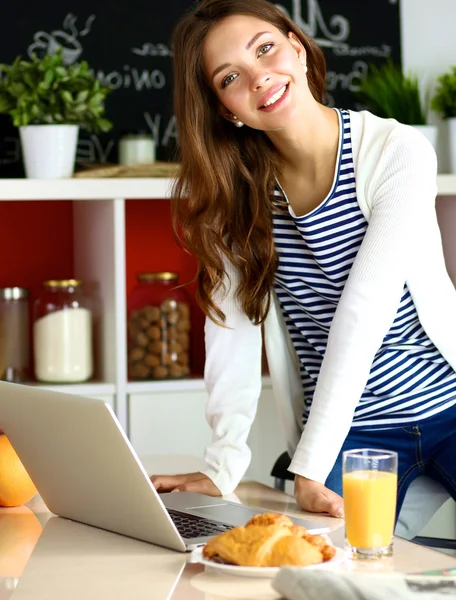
[1,479,456,600]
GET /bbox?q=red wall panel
[0,200,74,294]
[125,199,205,376]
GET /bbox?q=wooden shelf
[0,174,455,200]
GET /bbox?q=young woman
[152,0,456,530]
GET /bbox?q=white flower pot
[448,117,456,174]
[19,124,79,179]
[412,125,438,152]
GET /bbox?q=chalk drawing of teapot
[28,30,82,65]
[27,14,95,65]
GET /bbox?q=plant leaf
[0,51,113,132]
[357,60,428,125]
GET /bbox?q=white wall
[401,0,456,172]
[401,0,456,78]
[402,0,456,282]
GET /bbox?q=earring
[232,115,244,128]
[300,60,308,74]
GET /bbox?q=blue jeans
[324,402,456,520]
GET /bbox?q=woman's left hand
[294,474,344,518]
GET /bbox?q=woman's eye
[258,43,273,56]
[222,73,237,88]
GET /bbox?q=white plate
[190,546,345,578]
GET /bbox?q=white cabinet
[128,384,211,459]
[245,383,287,488]
[127,377,281,486]
[29,383,115,408]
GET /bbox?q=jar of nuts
[127,272,191,380]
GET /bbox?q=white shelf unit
[1,173,455,201]
[0,176,274,478]
[1,175,455,484]
[0,178,176,200]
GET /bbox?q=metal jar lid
[137,272,178,282]
[43,279,83,289]
[0,287,29,300]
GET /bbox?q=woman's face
[202,14,308,132]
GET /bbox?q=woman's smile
[258,82,290,111]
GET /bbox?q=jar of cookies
[127,272,191,380]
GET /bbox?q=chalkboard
[0,0,401,177]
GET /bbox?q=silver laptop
[0,381,328,551]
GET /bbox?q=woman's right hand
[151,471,221,495]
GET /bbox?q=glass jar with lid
[33,279,93,383]
[0,287,30,382]
[127,272,191,380]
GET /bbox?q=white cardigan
[201,110,456,495]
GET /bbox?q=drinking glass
[342,448,398,560]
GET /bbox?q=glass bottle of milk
[33,279,93,383]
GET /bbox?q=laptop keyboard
[167,509,234,539]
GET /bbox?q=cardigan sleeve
[288,126,438,483]
[201,258,263,495]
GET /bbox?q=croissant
[202,512,336,567]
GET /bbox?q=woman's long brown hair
[171,0,327,325]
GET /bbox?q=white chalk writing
[275,0,350,48]
[162,115,178,147]
[326,60,368,93]
[144,112,178,146]
[131,43,173,57]
[94,66,166,91]
[76,135,115,163]
[333,44,391,58]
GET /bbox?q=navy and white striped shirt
[272,109,456,429]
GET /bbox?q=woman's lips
[258,83,290,112]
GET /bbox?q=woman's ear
[219,106,244,128]
[287,31,306,63]
[220,106,238,125]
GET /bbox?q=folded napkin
[272,567,454,600]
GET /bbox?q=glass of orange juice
[342,448,398,560]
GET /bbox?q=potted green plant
[357,61,437,149]
[431,66,456,173]
[0,49,113,179]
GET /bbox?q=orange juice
[343,470,397,549]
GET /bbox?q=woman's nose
[250,70,271,91]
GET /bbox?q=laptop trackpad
[185,504,263,526]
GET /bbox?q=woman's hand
[151,471,221,495]
[294,474,344,518]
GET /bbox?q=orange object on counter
[0,510,42,576]
[0,435,37,507]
